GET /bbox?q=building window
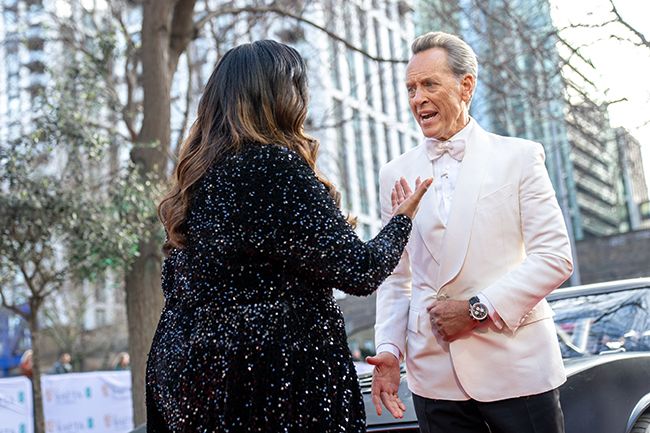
[344,5,358,98]
[329,40,342,90]
[373,18,388,113]
[398,131,405,154]
[347,49,358,98]
[96,309,107,327]
[401,36,409,58]
[353,109,369,214]
[369,118,381,218]
[363,58,374,108]
[384,124,393,162]
[361,223,372,240]
[359,7,374,107]
[95,284,106,304]
[389,29,403,121]
[334,100,352,210]
[385,0,394,20]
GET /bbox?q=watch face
[470,302,488,321]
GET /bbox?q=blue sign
[0,305,31,377]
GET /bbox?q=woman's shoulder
[201,143,314,194]
[248,142,308,165]
[228,143,311,176]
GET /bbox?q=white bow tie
[425,138,466,162]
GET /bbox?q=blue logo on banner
[87,418,94,429]
[85,387,92,398]
[18,391,24,403]
[19,424,26,433]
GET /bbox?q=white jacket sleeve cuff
[376,343,401,361]
[478,293,505,330]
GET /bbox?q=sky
[549,0,650,192]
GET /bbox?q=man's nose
[412,88,427,105]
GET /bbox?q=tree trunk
[125,0,174,424]
[29,309,45,433]
[125,0,196,424]
[124,237,164,425]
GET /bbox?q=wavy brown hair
[158,40,342,252]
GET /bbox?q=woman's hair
[158,40,340,252]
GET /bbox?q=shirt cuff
[477,293,504,330]
[376,343,401,361]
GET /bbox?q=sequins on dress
[145,143,412,432]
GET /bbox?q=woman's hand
[392,176,433,220]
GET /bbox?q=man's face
[405,47,474,140]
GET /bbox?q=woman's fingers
[413,177,433,200]
[392,177,433,217]
[394,180,405,202]
[399,177,413,196]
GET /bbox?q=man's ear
[460,74,476,103]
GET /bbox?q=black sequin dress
[145,144,412,433]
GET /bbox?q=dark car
[356,278,650,433]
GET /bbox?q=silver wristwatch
[469,296,488,322]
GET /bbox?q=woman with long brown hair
[146,40,431,432]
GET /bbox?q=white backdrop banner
[0,371,133,433]
[0,376,33,433]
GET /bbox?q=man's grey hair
[411,31,478,81]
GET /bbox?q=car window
[550,288,650,358]
[348,326,376,361]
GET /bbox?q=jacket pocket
[477,183,514,210]
[519,301,554,328]
[407,309,420,334]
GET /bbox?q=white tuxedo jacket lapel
[436,125,490,292]
[410,146,446,264]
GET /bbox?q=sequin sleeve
[267,146,412,296]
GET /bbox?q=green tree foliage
[0,36,160,433]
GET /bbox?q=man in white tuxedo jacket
[367,31,574,433]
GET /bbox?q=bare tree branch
[195,5,407,63]
[609,0,650,49]
[174,49,193,157]
[111,3,140,141]
[0,287,27,320]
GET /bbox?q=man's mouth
[420,112,438,121]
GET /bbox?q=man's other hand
[366,352,406,418]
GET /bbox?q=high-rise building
[0,0,47,144]
[616,127,650,229]
[566,100,629,237]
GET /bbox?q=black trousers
[413,388,565,433]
